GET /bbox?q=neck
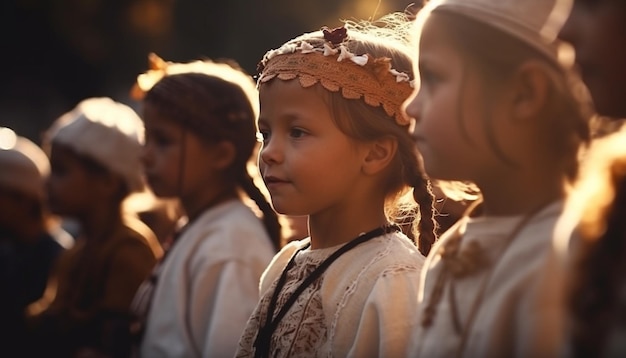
[476,166,565,216]
[307,201,389,249]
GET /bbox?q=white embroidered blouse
[236,231,425,358]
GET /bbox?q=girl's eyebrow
[258,112,307,126]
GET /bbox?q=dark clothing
[0,232,66,357]
[28,216,162,358]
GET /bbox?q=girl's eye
[419,67,440,87]
[289,128,307,139]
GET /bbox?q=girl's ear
[510,60,550,122]
[210,140,236,170]
[362,136,398,175]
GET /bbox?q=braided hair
[293,13,438,255]
[143,66,282,250]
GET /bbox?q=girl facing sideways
[404,0,590,356]
[130,55,281,358]
[236,13,437,358]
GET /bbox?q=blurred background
[0,0,415,143]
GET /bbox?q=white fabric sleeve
[188,259,264,358]
[346,269,421,358]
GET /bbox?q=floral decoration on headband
[258,26,415,125]
[322,26,348,45]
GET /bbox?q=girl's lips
[264,175,289,187]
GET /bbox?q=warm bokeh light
[0,127,17,150]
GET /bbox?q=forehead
[259,80,329,115]
[417,15,466,67]
[419,15,454,51]
[142,104,184,130]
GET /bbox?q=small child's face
[141,104,217,200]
[559,0,626,118]
[404,16,505,182]
[257,80,370,216]
[47,143,94,217]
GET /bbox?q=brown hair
[144,70,282,250]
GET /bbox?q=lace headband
[258,27,415,126]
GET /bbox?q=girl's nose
[403,90,422,124]
[259,137,282,166]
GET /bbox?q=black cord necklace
[253,223,401,358]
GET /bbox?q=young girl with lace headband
[404,0,591,356]
[235,13,437,358]
[129,54,281,358]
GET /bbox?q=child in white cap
[404,0,591,356]
[29,97,163,358]
[0,127,72,357]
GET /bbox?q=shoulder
[322,232,424,299]
[174,200,275,268]
[341,231,424,275]
[97,218,162,272]
[501,201,565,271]
[259,238,310,295]
[183,200,271,246]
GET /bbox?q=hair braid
[412,172,438,256]
[397,134,438,256]
[240,171,282,251]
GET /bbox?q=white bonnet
[0,127,50,200]
[47,97,145,192]
[422,0,573,63]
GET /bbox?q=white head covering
[422,0,573,63]
[0,127,50,200]
[47,97,145,192]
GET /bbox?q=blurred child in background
[0,127,72,357]
[29,97,162,358]
[130,54,280,358]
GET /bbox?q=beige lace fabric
[238,248,328,357]
[258,44,414,126]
